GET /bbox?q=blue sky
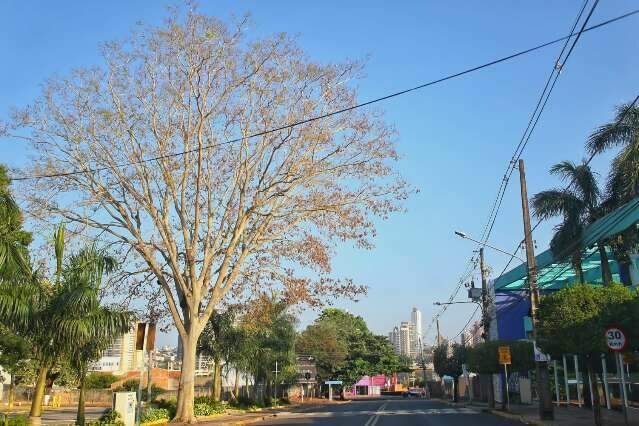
[1,1,638,346]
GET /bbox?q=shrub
[5,415,28,426]
[193,402,225,416]
[114,380,165,401]
[154,399,176,419]
[88,410,124,426]
[85,373,120,389]
[140,408,170,423]
[230,395,256,408]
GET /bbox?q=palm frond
[531,189,583,220]
[586,103,639,154]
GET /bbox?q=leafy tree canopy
[297,308,401,386]
[538,283,636,359]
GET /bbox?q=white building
[388,326,401,354]
[399,322,411,357]
[90,323,144,375]
[410,307,422,356]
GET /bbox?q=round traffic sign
[605,327,627,352]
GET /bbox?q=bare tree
[8,8,410,422]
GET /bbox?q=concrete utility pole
[518,159,554,420]
[436,318,441,346]
[479,247,489,341]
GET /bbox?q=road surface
[257,398,521,425]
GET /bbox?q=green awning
[493,195,639,291]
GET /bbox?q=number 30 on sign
[605,327,627,352]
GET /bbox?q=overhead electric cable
[9,6,637,182]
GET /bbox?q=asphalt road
[257,398,522,426]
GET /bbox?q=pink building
[347,375,387,396]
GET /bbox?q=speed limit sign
[605,326,627,352]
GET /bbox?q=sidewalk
[443,399,639,426]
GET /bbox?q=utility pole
[479,247,489,341]
[436,318,441,346]
[518,159,554,421]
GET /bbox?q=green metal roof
[494,195,639,291]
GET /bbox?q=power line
[8,7,639,182]
[475,93,639,326]
[429,0,600,343]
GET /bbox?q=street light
[454,230,525,262]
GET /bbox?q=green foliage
[297,308,401,386]
[466,340,534,374]
[115,380,166,401]
[87,410,124,426]
[3,415,28,426]
[0,332,32,380]
[85,373,119,389]
[140,408,170,423]
[193,402,225,417]
[198,308,243,364]
[433,343,465,378]
[240,295,297,385]
[538,283,636,358]
[296,320,347,377]
[0,164,32,280]
[532,161,603,283]
[154,399,177,419]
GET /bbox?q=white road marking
[364,402,388,426]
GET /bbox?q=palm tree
[0,165,31,279]
[0,226,131,426]
[532,161,612,285]
[51,245,132,426]
[586,101,639,284]
[587,101,639,203]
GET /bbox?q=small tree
[0,332,34,408]
[433,343,465,402]
[538,284,635,426]
[198,308,241,401]
[52,244,132,426]
[84,373,119,390]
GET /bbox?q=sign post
[324,380,342,401]
[498,346,511,411]
[605,326,628,425]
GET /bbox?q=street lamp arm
[454,231,525,262]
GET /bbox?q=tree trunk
[76,371,87,426]
[214,363,222,402]
[232,369,240,401]
[598,242,613,286]
[8,375,15,409]
[572,252,585,284]
[211,360,220,401]
[483,374,495,409]
[453,377,459,403]
[174,330,198,423]
[587,362,602,426]
[30,366,48,424]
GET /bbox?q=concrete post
[563,355,570,406]
[601,354,610,410]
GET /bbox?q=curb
[488,409,541,425]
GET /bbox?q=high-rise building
[410,307,422,357]
[90,323,144,374]
[388,326,400,354]
[399,321,411,357]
